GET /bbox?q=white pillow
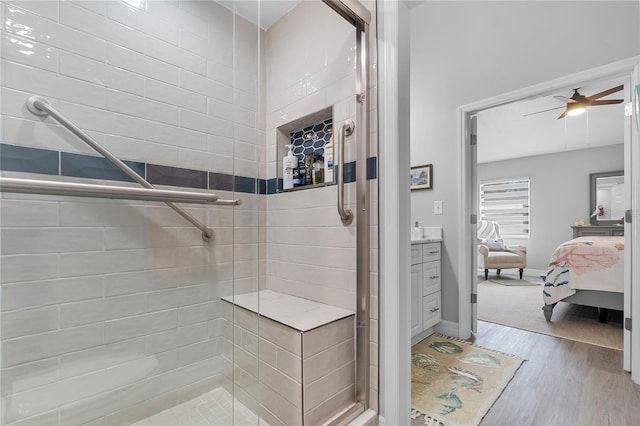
[485,239,506,251]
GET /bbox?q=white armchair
[477,220,527,280]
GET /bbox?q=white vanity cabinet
[411,241,442,344]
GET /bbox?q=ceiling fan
[525,84,624,119]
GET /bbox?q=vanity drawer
[411,244,423,265]
[422,242,441,263]
[422,260,441,296]
[423,292,441,329]
[611,229,624,236]
[578,229,611,236]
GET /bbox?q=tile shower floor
[131,387,269,426]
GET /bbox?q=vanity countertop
[411,226,443,244]
[411,238,442,244]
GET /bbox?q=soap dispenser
[282,144,297,190]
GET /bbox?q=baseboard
[411,327,434,346]
[412,321,462,345]
[434,320,459,339]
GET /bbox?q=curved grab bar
[25,96,226,241]
[337,120,354,225]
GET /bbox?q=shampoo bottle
[304,154,314,186]
[282,145,297,190]
[313,154,324,185]
[298,160,307,185]
[324,129,334,183]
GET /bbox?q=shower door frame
[321,0,373,420]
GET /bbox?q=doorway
[473,83,626,349]
[457,59,639,379]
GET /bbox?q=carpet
[411,334,523,426]
[485,275,540,286]
[477,280,623,350]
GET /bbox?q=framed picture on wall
[410,164,433,190]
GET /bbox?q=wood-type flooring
[411,321,640,426]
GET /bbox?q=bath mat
[411,334,523,426]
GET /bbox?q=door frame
[457,57,639,383]
[630,63,640,383]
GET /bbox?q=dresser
[410,241,441,345]
[571,225,624,238]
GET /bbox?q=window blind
[479,178,530,238]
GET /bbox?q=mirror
[589,171,624,225]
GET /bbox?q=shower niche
[276,107,335,192]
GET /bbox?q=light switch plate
[434,200,443,215]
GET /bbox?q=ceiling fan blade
[524,106,566,117]
[589,99,624,106]
[557,109,568,120]
[587,84,624,101]
[553,95,572,103]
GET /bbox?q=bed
[542,236,624,322]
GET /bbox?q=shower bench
[222,290,355,425]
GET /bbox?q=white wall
[410,0,640,322]
[478,144,624,271]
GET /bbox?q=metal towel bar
[17,95,241,241]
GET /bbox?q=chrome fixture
[0,177,232,205]
[337,119,355,225]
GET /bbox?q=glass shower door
[0,0,261,424]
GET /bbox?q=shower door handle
[337,120,354,225]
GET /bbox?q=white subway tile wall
[1,0,261,424]
[260,12,369,380]
[265,186,358,312]
[1,0,261,172]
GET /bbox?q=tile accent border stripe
[0,144,59,176]
[147,164,207,189]
[61,152,145,183]
[0,143,377,195]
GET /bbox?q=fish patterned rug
[411,334,523,426]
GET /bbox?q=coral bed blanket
[543,236,625,305]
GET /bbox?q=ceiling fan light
[567,106,586,116]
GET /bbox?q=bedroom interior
[475,75,627,349]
